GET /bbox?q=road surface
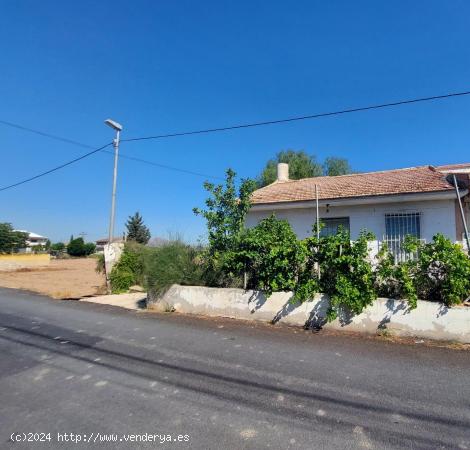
[0,288,469,449]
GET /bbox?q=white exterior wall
[246,199,457,257]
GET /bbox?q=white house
[14,230,49,252]
[246,163,470,261]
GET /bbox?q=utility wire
[122,90,470,142]
[0,120,93,149]
[0,142,112,192]
[0,121,223,181]
[1,89,470,192]
[101,149,224,180]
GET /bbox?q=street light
[104,118,123,245]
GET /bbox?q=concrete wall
[154,285,470,343]
[104,242,124,276]
[246,199,457,257]
[0,253,50,270]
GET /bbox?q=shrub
[306,228,377,321]
[84,242,96,255]
[227,215,307,296]
[143,240,204,298]
[109,244,145,293]
[95,253,105,274]
[375,243,418,309]
[67,237,87,256]
[413,234,470,306]
[376,234,470,307]
[51,242,66,252]
[110,269,135,293]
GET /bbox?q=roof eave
[250,189,463,211]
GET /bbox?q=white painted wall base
[155,285,470,343]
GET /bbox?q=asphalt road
[0,288,469,450]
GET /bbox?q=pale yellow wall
[0,253,50,270]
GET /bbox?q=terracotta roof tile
[251,166,454,205]
[436,162,470,171]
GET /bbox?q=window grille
[383,213,421,263]
[320,217,350,237]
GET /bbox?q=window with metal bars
[320,217,350,237]
[383,213,421,262]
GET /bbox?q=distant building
[95,237,125,252]
[14,230,49,252]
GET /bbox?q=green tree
[257,151,352,186]
[125,212,151,244]
[193,169,256,286]
[194,169,256,254]
[67,237,87,257]
[84,242,96,255]
[51,242,66,252]
[258,150,322,186]
[323,157,352,176]
[0,223,28,253]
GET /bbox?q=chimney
[277,163,289,182]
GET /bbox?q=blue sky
[1,0,470,243]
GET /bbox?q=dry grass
[0,258,106,299]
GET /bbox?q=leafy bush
[67,238,96,257]
[109,244,145,293]
[95,253,105,274]
[305,228,377,321]
[110,269,135,293]
[377,234,470,307]
[226,215,307,295]
[416,234,470,306]
[84,242,96,255]
[375,243,418,309]
[142,240,204,298]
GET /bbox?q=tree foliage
[0,223,28,253]
[257,150,352,186]
[258,150,322,186]
[125,212,151,244]
[110,243,145,293]
[51,242,66,252]
[377,234,470,307]
[226,215,307,295]
[193,169,256,286]
[305,228,377,321]
[67,237,96,257]
[323,157,352,176]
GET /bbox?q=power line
[0,142,112,192]
[101,150,224,180]
[122,90,470,142]
[0,121,223,182]
[0,120,93,149]
[1,89,469,192]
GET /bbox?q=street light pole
[104,119,123,245]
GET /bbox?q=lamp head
[104,119,123,132]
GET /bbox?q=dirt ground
[0,258,106,299]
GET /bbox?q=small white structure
[247,163,470,261]
[14,230,49,252]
